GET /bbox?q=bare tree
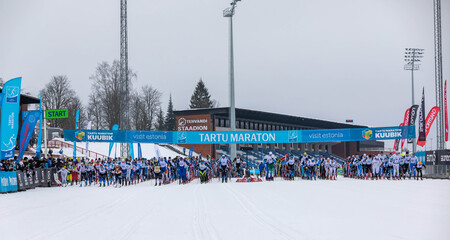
[40,75,79,128]
[89,61,135,130]
[141,85,162,130]
[87,94,104,130]
[62,95,86,130]
[130,91,145,130]
[0,77,4,87]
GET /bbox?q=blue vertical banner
[137,143,142,159]
[0,77,22,160]
[73,109,79,159]
[129,143,134,160]
[188,146,193,158]
[18,110,40,160]
[108,124,119,157]
[35,94,43,159]
[0,93,4,106]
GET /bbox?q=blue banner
[108,124,119,157]
[63,126,416,144]
[73,109,79,159]
[18,110,40,160]
[0,77,22,160]
[0,93,4,106]
[137,143,142,159]
[189,146,193,158]
[129,143,134,160]
[0,171,18,192]
[36,94,43,159]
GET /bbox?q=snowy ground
[1,177,449,240]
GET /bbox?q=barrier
[0,171,18,193]
[15,168,56,191]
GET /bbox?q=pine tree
[190,78,214,109]
[164,94,176,131]
[155,107,165,130]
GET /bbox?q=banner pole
[43,107,48,159]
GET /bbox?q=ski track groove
[193,179,222,240]
[29,187,136,240]
[117,188,171,240]
[223,183,300,240]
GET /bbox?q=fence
[1,167,58,193]
[47,139,108,159]
[424,165,450,179]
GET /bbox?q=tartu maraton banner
[64,126,415,144]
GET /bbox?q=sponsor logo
[288,131,298,142]
[178,118,186,127]
[425,108,439,130]
[362,130,372,140]
[5,86,19,103]
[177,131,187,144]
[75,131,85,141]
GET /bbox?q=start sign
[46,109,68,119]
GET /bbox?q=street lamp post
[404,48,424,153]
[224,0,241,161]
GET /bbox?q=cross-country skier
[219,155,229,183]
[265,152,276,181]
[409,154,418,179]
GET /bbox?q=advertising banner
[417,107,440,147]
[18,110,41,160]
[64,126,415,144]
[0,171,18,192]
[425,150,450,166]
[108,124,119,157]
[401,108,410,149]
[418,88,426,142]
[407,105,419,143]
[73,110,79,159]
[0,77,22,160]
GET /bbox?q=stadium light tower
[404,48,424,153]
[434,0,445,150]
[120,0,130,158]
[224,0,241,160]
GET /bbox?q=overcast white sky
[0,0,449,150]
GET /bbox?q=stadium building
[174,108,384,160]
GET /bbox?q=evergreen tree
[190,78,214,109]
[164,94,176,131]
[155,107,165,130]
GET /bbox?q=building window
[226,120,230,127]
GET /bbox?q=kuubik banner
[418,88,426,142]
[108,124,119,157]
[400,108,410,149]
[445,80,448,142]
[73,109,80,159]
[18,110,41,160]
[407,105,419,143]
[0,77,22,160]
[64,126,415,144]
[35,94,43,159]
[417,106,440,147]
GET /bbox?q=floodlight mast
[223,0,241,160]
[404,48,424,153]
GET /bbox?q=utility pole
[223,0,241,160]
[404,48,424,153]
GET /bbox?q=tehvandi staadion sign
[177,115,210,131]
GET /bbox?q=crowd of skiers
[342,152,426,180]
[1,151,428,187]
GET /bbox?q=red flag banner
[393,123,403,153]
[445,80,448,141]
[400,108,411,149]
[417,106,440,147]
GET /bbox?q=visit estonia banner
[0,77,21,160]
[64,126,415,144]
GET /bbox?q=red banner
[445,80,448,141]
[417,106,440,147]
[400,108,410,149]
[393,123,403,154]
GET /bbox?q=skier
[219,155,229,183]
[409,154,418,179]
[265,152,276,181]
[153,159,162,186]
[286,155,296,180]
[198,159,210,184]
[113,165,122,188]
[415,161,425,180]
[392,153,401,180]
[57,167,69,187]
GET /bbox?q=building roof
[0,87,40,105]
[174,107,367,129]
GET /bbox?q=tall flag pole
[73,110,79,159]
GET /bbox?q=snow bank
[0,178,449,240]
